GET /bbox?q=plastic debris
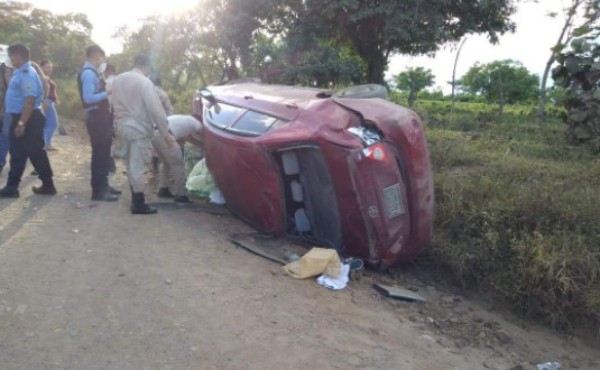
[316,263,350,290]
[537,362,561,370]
[373,283,427,302]
[209,188,226,205]
[186,159,216,197]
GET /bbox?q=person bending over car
[153,114,203,204]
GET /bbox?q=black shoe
[32,184,57,195]
[157,187,174,198]
[30,170,39,176]
[0,186,19,198]
[174,195,191,204]
[131,192,157,214]
[92,190,119,202]
[109,186,122,195]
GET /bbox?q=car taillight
[363,143,387,161]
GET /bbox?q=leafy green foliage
[283,0,517,83]
[393,67,434,107]
[0,2,93,77]
[459,60,540,113]
[552,30,600,151]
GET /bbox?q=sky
[23,0,575,93]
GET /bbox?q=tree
[0,2,93,77]
[282,0,517,84]
[459,60,540,115]
[538,0,600,122]
[393,67,434,107]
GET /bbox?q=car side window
[205,103,244,128]
[231,110,283,135]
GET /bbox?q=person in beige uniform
[153,114,203,203]
[111,55,175,214]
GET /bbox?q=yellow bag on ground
[283,248,341,279]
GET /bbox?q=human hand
[14,124,25,138]
[164,134,176,149]
[42,102,48,111]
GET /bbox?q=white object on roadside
[316,263,350,291]
[537,362,561,370]
[209,188,226,205]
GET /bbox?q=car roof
[208,83,332,121]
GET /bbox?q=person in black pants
[0,44,56,198]
[78,45,120,201]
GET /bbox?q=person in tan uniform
[111,55,175,214]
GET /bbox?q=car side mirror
[199,88,216,104]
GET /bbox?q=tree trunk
[538,0,582,122]
[365,52,386,85]
[498,71,504,116]
[408,90,416,108]
[538,56,556,122]
[451,38,468,117]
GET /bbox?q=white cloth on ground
[316,263,350,291]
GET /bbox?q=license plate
[383,184,405,219]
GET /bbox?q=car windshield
[205,101,287,136]
[205,103,244,128]
[231,111,284,135]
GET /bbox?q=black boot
[92,187,119,202]
[173,195,191,204]
[131,192,157,215]
[0,186,19,198]
[157,187,174,198]
[32,179,57,195]
[108,186,122,195]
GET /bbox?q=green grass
[405,98,600,330]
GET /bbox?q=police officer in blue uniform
[78,45,120,202]
[0,44,56,198]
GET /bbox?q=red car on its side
[193,83,434,268]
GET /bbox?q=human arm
[157,88,174,116]
[81,69,108,104]
[14,97,35,138]
[184,134,204,148]
[144,80,174,147]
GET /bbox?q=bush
[421,112,600,330]
[54,78,85,121]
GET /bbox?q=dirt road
[0,134,598,370]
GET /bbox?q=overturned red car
[193,83,434,268]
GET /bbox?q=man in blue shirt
[78,45,120,202]
[0,44,56,198]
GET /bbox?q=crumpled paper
[283,248,341,279]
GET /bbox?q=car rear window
[205,103,244,128]
[231,111,284,135]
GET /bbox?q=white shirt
[168,115,202,140]
[111,68,169,139]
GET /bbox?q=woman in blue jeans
[40,59,60,150]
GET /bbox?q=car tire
[334,84,389,100]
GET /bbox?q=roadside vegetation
[397,95,600,331]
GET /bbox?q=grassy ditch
[406,99,600,330]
